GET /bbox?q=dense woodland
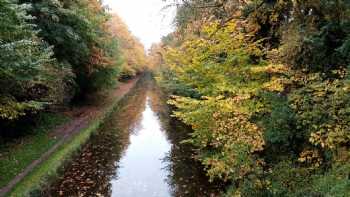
[0,0,145,134]
[1,0,350,196]
[151,0,350,196]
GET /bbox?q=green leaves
[26,0,122,96]
[289,70,350,150]
[162,21,287,184]
[0,0,60,120]
[0,97,46,120]
[0,0,123,121]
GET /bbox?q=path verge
[0,77,140,197]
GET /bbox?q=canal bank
[2,77,140,197]
[41,76,224,196]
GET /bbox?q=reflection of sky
[103,0,176,50]
[111,98,172,197]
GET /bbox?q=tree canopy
[154,0,350,195]
[0,0,145,129]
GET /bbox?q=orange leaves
[107,14,146,77]
[89,47,112,69]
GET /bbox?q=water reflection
[147,83,224,197]
[43,77,222,197]
[110,98,171,197]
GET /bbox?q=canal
[43,76,223,197]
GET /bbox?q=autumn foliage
[0,0,145,130]
[155,0,350,195]
[107,14,147,79]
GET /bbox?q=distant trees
[107,14,147,79]
[148,43,164,71]
[156,0,350,195]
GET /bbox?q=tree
[0,0,70,120]
[21,0,122,98]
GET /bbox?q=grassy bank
[0,113,70,189]
[7,120,102,197]
[4,79,140,197]
[7,104,123,196]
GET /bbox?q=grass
[6,85,132,197]
[7,120,102,197]
[0,113,70,188]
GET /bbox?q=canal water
[43,77,223,197]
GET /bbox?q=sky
[103,0,176,50]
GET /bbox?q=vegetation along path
[0,77,139,196]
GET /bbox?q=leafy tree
[157,0,350,195]
[21,0,122,98]
[163,21,288,187]
[0,0,70,120]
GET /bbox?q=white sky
[103,0,176,50]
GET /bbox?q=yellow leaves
[161,20,292,184]
[0,97,45,120]
[310,125,350,150]
[298,149,323,168]
[290,69,350,151]
[249,64,290,92]
[309,131,326,148]
[214,112,265,153]
[162,20,281,97]
[251,64,288,75]
[229,94,251,102]
[262,77,287,92]
[168,93,265,181]
[202,21,221,36]
[0,103,26,120]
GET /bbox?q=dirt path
[51,77,140,138]
[0,77,140,196]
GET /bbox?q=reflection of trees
[43,79,148,196]
[44,75,223,196]
[147,80,224,197]
[162,119,224,197]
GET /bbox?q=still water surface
[111,98,171,196]
[44,78,222,197]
